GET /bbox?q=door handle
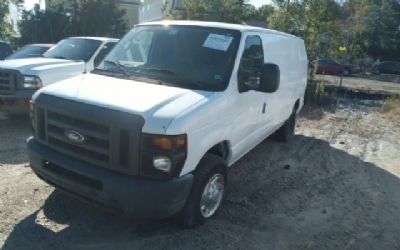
[262,102,266,114]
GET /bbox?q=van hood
[0,57,84,73]
[35,73,213,133]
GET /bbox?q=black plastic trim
[27,137,194,219]
[35,94,145,177]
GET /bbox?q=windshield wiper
[143,67,179,76]
[140,67,215,90]
[103,60,129,76]
[53,56,67,59]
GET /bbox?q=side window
[94,42,117,67]
[238,35,264,89]
[327,60,336,65]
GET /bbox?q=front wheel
[175,154,227,228]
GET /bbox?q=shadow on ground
[3,135,400,250]
[0,113,32,165]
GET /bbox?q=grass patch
[380,96,400,127]
[304,80,337,107]
[380,96,400,113]
[304,80,326,106]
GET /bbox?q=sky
[24,0,43,10]
[250,0,272,8]
[24,0,272,10]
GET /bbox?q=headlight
[141,134,187,179]
[153,156,172,173]
[22,75,42,89]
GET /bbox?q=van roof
[29,44,55,47]
[67,37,119,42]
[138,20,300,40]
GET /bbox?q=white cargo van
[0,37,118,111]
[27,21,308,227]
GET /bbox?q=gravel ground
[316,74,400,95]
[0,98,400,250]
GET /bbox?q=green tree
[18,4,73,44]
[77,0,127,37]
[303,0,342,60]
[0,0,14,41]
[268,0,305,35]
[18,0,127,45]
[245,4,275,25]
[170,0,254,23]
[266,0,400,62]
[268,0,342,60]
[342,0,400,61]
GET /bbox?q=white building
[139,0,182,23]
[7,0,21,37]
[119,0,141,28]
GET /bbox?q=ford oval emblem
[64,130,86,144]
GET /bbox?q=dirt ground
[316,74,400,95]
[1,94,400,249]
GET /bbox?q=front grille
[0,69,18,94]
[35,94,144,176]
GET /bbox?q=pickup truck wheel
[273,113,296,142]
[175,154,227,228]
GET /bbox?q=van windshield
[44,38,102,62]
[96,25,241,91]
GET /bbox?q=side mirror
[259,63,280,93]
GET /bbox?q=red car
[311,59,361,75]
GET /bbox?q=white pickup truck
[0,37,118,111]
[27,21,308,227]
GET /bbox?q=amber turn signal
[176,137,186,149]
[153,137,174,150]
[152,135,187,151]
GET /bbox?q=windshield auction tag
[203,34,233,51]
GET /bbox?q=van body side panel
[259,34,306,127]
[167,31,266,175]
[169,32,308,176]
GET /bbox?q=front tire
[175,154,227,228]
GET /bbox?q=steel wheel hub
[200,173,225,218]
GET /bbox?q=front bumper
[0,89,36,113]
[27,137,194,219]
[0,89,36,99]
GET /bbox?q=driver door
[230,35,267,160]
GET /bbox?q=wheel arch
[205,140,231,162]
[293,98,301,114]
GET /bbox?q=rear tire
[175,154,227,228]
[273,113,296,142]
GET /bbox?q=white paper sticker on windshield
[203,34,233,51]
